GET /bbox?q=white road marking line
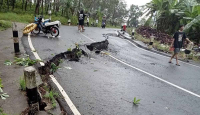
[27,33,81,115]
[108,55,200,98]
[80,33,95,42]
[28,33,45,66]
[81,33,200,98]
[50,75,81,115]
[124,39,200,69]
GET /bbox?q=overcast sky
[125,0,152,8]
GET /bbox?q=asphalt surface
[22,26,200,115]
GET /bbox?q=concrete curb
[117,31,200,66]
[117,31,171,57]
[21,35,71,115]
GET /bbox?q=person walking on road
[68,19,71,26]
[87,16,90,27]
[78,10,87,32]
[96,19,98,27]
[169,25,190,66]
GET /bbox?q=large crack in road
[22,26,200,115]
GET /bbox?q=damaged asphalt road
[22,26,200,115]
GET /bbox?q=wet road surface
[22,26,200,115]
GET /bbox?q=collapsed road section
[38,39,110,76]
[36,40,110,114]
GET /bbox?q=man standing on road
[78,10,87,32]
[169,25,190,66]
[68,19,71,26]
[87,16,89,27]
[96,19,98,27]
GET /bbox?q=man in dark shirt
[78,10,87,32]
[169,25,190,66]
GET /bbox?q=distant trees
[143,0,200,43]
[0,0,143,27]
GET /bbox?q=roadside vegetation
[0,0,132,28]
[134,32,200,61]
[19,76,26,91]
[0,77,9,100]
[4,57,41,66]
[0,20,12,31]
[44,89,59,108]
[0,108,7,115]
[133,97,141,105]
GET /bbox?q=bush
[0,20,12,31]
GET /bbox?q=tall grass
[0,12,121,28]
[0,13,33,23]
[19,76,26,91]
[0,20,12,30]
[0,12,78,25]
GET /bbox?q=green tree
[127,4,142,27]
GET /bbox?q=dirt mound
[136,26,173,44]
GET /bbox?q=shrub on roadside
[0,20,12,31]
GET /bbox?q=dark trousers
[87,22,89,27]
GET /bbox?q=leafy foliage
[133,97,141,105]
[127,5,142,27]
[0,93,9,100]
[58,59,63,64]
[19,76,26,91]
[4,60,12,66]
[0,108,7,115]
[50,63,60,73]
[67,48,72,52]
[13,57,40,66]
[143,0,200,43]
[0,78,3,92]
[0,0,129,27]
[44,90,59,108]
[0,78,9,100]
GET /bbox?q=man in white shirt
[132,29,135,36]
[96,19,98,27]
[68,19,71,26]
[87,17,89,27]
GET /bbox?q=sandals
[168,61,173,64]
[169,62,180,66]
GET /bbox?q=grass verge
[134,33,200,61]
[0,108,7,115]
[0,12,73,25]
[0,20,12,31]
[0,12,120,28]
[19,76,26,91]
[44,90,59,108]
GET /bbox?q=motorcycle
[32,16,61,35]
[32,16,60,37]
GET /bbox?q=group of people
[67,10,106,32]
[68,10,195,66]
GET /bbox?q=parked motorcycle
[33,16,61,35]
[32,16,60,37]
